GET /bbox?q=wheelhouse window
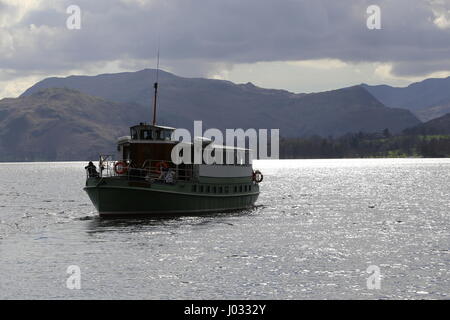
[131,128,138,140]
[130,125,175,142]
[141,130,152,140]
[163,130,172,140]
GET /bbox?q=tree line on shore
[279,130,450,159]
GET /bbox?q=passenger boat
[83,74,263,217]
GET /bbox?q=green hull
[84,177,259,217]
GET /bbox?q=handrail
[96,155,194,183]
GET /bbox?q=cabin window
[192,185,197,192]
[239,186,243,192]
[140,130,152,140]
[236,150,247,166]
[163,130,172,140]
[224,186,229,193]
[123,146,130,161]
[222,150,227,165]
[206,186,210,193]
[219,186,223,193]
[210,150,216,165]
[234,186,237,193]
[213,186,217,193]
[225,150,234,165]
[144,130,153,140]
[236,150,245,166]
[131,129,138,140]
[200,185,204,193]
[244,186,248,192]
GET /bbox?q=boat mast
[152,44,160,126]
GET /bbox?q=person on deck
[164,168,175,184]
[85,161,99,178]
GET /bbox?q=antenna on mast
[152,40,160,126]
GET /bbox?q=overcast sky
[1,0,450,98]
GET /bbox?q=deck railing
[86,155,194,183]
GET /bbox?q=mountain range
[1,68,448,161]
[362,77,450,121]
[21,69,419,134]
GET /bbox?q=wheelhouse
[117,123,176,168]
[116,123,253,168]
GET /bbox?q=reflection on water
[0,160,449,299]
[88,215,225,233]
[85,207,260,234]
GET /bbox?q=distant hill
[269,85,420,137]
[0,88,149,161]
[0,70,422,161]
[21,69,419,137]
[415,101,450,122]
[404,112,450,135]
[362,77,450,121]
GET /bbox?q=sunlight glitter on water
[0,159,449,299]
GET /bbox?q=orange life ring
[114,161,129,175]
[154,161,169,174]
[252,170,263,183]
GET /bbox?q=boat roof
[213,144,250,152]
[130,123,176,131]
[118,136,250,151]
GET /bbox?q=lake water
[0,159,448,299]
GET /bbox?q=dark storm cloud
[1,0,450,77]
